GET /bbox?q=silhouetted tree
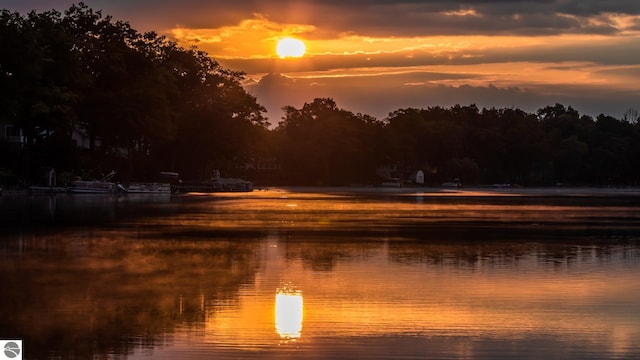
[0,9,82,179]
[276,98,382,185]
[0,4,267,183]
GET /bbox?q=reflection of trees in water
[277,234,639,272]
[0,231,261,359]
[387,240,640,269]
[282,235,386,271]
[0,195,120,231]
[388,241,533,267]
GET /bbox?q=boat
[68,170,119,194]
[380,180,402,187]
[175,170,253,193]
[441,178,463,188]
[125,182,172,194]
[69,180,119,193]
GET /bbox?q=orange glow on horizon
[172,21,637,89]
[174,16,605,61]
[170,15,315,59]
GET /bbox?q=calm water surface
[1,187,640,359]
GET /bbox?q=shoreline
[3,185,640,197]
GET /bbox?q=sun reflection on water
[275,284,303,339]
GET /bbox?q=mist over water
[1,188,639,359]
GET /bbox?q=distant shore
[3,185,640,198]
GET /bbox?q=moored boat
[69,180,119,194]
[68,170,119,194]
[175,170,253,193]
[125,182,172,194]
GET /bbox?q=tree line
[275,100,640,186]
[1,3,267,185]
[2,4,639,187]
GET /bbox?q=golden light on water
[275,285,303,339]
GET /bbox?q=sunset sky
[5,0,640,123]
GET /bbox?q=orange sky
[6,1,640,123]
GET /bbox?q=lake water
[1,187,640,359]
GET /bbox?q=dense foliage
[380,104,639,186]
[0,4,266,184]
[274,101,640,186]
[2,4,639,187]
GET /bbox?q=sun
[276,37,306,58]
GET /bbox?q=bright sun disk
[276,37,306,58]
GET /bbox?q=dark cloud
[556,1,640,16]
[258,1,640,37]
[5,1,640,36]
[307,0,639,37]
[477,37,640,66]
